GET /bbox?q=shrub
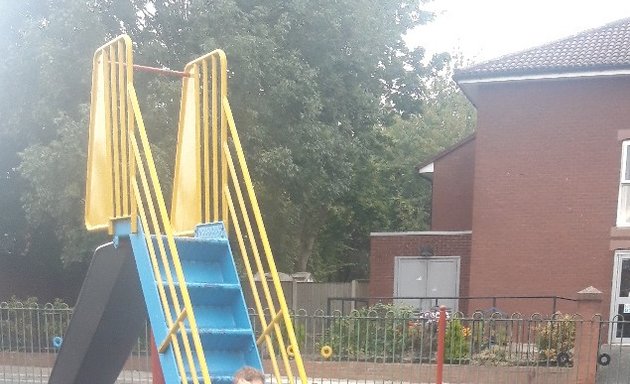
[535,315,575,364]
[406,317,438,361]
[470,348,512,366]
[262,318,306,358]
[444,319,470,361]
[320,303,419,361]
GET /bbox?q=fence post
[351,279,357,312]
[291,280,298,312]
[574,286,602,384]
[436,305,447,384]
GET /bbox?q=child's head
[233,366,265,384]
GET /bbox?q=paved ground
[0,366,152,384]
[0,370,429,384]
[595,344,630,384]
[4,362,629,384]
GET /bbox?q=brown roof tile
[454,17,630,81]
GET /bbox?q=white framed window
[617,140,630,226]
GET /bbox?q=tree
[8,0,475,285]
[135,0,445,272]
[2,1,139,265]
[379,61,476,230]
[312,61,476,281]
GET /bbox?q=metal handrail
[169,52,309,384]
[128,84,210,383]
[86,35,209,383]
[223,99,307,384]
[85,35,134,231]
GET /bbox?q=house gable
[418,135,476,231]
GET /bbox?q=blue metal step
[163,282,242,305]
[160,282,252,330]
[150,236,236,284]
[193,304,242,328]
[196,327,256,349]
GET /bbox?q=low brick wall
[0,352,149,371]
[0,351,56,367]
[263,360,575,384]
[0,352,584,384]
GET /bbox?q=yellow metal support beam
[159,308,188,353]
[256,310,284,346]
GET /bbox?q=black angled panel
[48,240,146,384]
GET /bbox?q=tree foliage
[1,0,476,288]
[315,63,475,280]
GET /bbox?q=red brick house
[370,18,630,337]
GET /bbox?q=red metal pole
[109,61,190,78]
[150,332,165,384]
[133,64,190,78]
[436,305,447,384]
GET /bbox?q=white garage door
[394,256,460,311]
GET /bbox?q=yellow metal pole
[224,189,284,384]
[109,45,120,218]
[219,53,229,231]
[222,143,295,384]
[129,87,201,383]
[129,84,211,383]
[211,55,219,222]
[102,49,113,233]
[202,60,210,222]
[117,40,129,216]
[192,64,202,229]
[256,310,284,345]
[124,36,137,233]
[224,100,308,384]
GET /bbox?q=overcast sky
[406,0,630,63]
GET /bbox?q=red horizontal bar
[133,64,190,78]
[109,61,190,78]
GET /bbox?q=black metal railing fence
[0,300,629,384]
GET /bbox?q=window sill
[611,226,630,237]
[610,226,630,250]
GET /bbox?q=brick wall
[432,138,476,231]
[261,360,575,383]
[368,232,471,307]
[467,76,630,316]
